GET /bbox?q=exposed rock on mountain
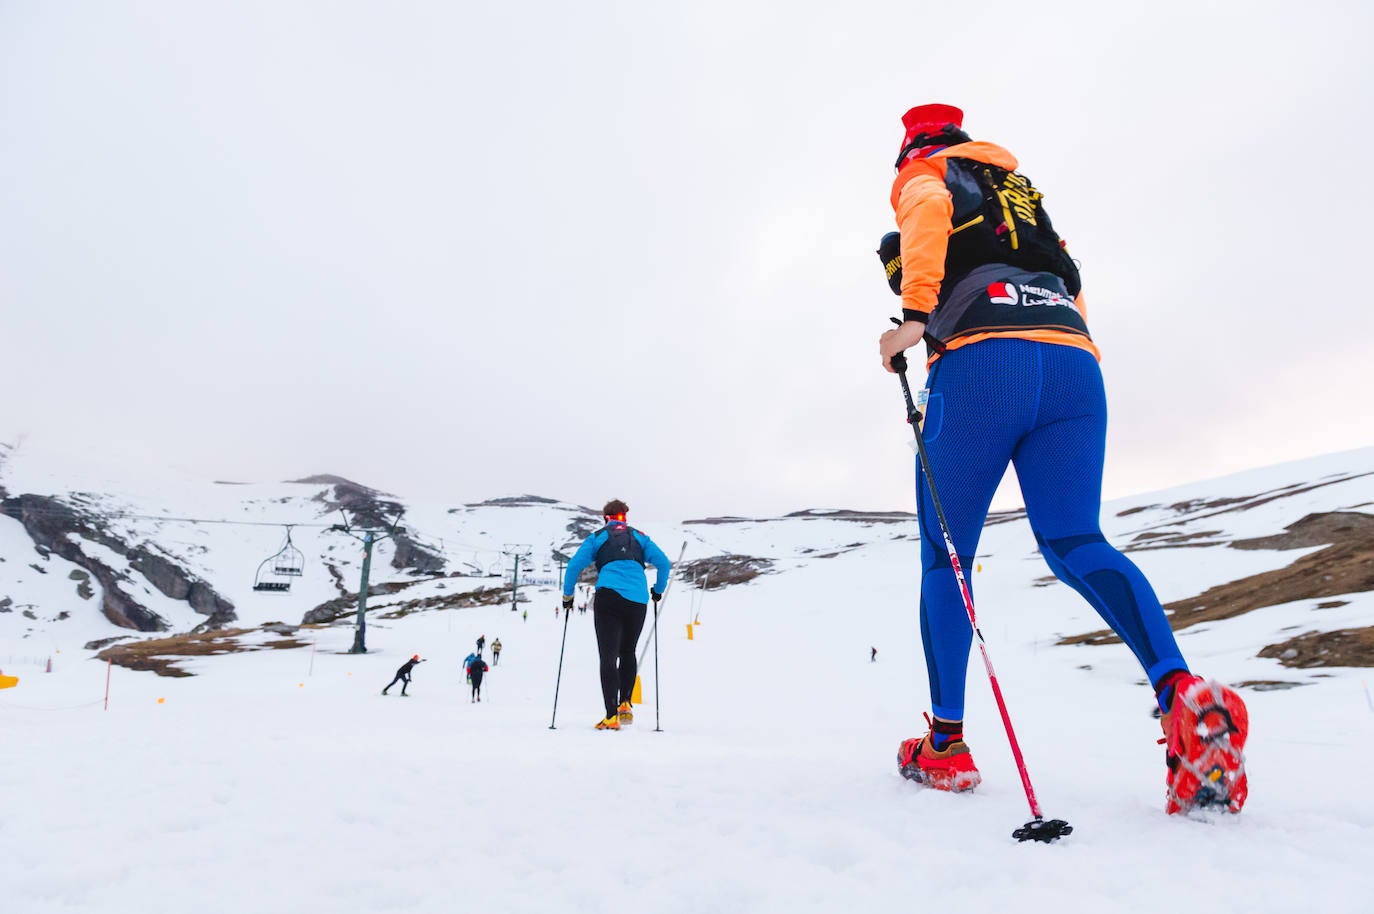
[310,477,445,575]
[0,493,237,632]
[678,555,774,589]
[2,494,168,631]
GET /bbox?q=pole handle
[888,316,908,373]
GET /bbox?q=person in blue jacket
[562,499,672,730]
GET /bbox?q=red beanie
[899,103,964,149]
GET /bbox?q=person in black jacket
[468,654,489,702]
[382,655,425,696]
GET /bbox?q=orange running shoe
[617,701,634,725]
[1160,675,1249,815]
[595,715,621,731]
[897,715,981,792]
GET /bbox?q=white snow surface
[3,449,1374,912]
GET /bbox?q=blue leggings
[915,339,1186,720]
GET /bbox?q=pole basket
[1012,817,1073,844]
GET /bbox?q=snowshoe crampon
[897,737,981,793]
[1164,678,1249,815]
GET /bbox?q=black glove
[651,590,662,606]
[561,595,574,610]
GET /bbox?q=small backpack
[943,158,1080,295]
[594,525,646,570]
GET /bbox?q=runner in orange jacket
[879,104,1248,816]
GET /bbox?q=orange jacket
[890,141,1099,363]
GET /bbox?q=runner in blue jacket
[562,499,672,730]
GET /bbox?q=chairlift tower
[330,510,404,654]
[502,544,532,612]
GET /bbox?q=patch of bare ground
[1123,474,1373,534]
[784,509,914,524]
[677,555,774,589]
[1257,628,1374,669]
[685,510,919,526]
[1057,512,1374,668]
[985,508,1027,527]
[377,585,514,619]
[1124,530,1226,552]
[96,626,311,677]
[1234,680,1307,691]
[302,580,413,624]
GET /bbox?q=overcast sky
[2,1,1371,519]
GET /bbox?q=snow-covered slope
[2,448,1372,913]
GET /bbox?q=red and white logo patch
[988,282,1019,306]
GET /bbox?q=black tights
[593,588,647,718]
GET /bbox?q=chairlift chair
[271,528,305,576]
[253,527,303,593]
[253,556,292,593]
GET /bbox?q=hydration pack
[594,525,645,570]
[942,158,1080,296]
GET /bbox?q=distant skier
[562,499,672,730]
[382,655,425,697]
[476,634,485,653]
[491,638,502,666]
[463,651,480,683]
[468,654,489,702]
[879,103,1248,814]
[871,646,877,663]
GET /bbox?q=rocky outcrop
[128,546,236,621]
[310,477,445,574]
[84,635,134,650]
[1,494,168,632]
[676,555,774,590]
[470,495,562,507]
[391,537,445,575]
[0,493,239,631]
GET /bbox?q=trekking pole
[889,320,1071,845]
[652,597,662,732]
[548,594,573,729]
[633,541,687,699]
[636,542,687,668]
